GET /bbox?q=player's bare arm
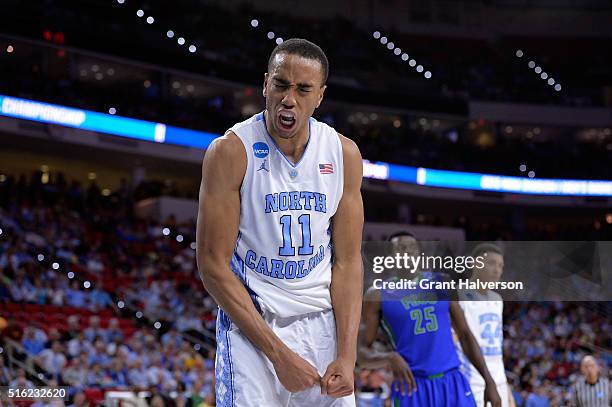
[196,131,320,393]
[320,135,364,398]
[450,301,502,407]
[358,287,416,396]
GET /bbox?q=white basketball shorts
[215,307,356,407]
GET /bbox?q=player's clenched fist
[321,357,355,398]
[272,349,321,393]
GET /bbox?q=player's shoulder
[206,131,245,163]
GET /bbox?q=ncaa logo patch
[253,142,269,158]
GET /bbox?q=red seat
[84,388,105,405]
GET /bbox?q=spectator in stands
[161,327,183,348]
[89,284,114,312]
[67,392,87,407]
[525,384,551,407]
[36,340,67,379]
[66,280,87,308]
[22,326,47,355]
[88,338,112,367]
[62,351,90,388]
[127,357,149,389]
[9,368,34,388]
[84,315,107,342]
[67,332,92,358]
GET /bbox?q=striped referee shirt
[571,376,611,407]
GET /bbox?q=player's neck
[264,110,310,164]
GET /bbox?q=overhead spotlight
[528,61,535,69]
[68,272,74,279]
[146,16,154,24]
[380,36,388,45]
[534,66,542,74]
[190,242,197,250]
[95,73,103,81]
[541,72,548,79]
[554,84,562,91]
[109,107,116,115]
[250,19,259,28]
[176,235,184,242]
[136,9,144,17]
[154,322,161,329]
[394,48,401,56]
[424,71,432,79]
[91,64,99,72]
[6,45,14,53]
[276,37,283,45]
[409,59,416,67]
[84,281,91,289]
[416,65,424,73]
[401,53,409,61]
[136,311,143,318]
[515,49,523,57]
[177,37,185,45]
[37,254,44,261]
[167,30,174,38]
[387,42,394,50]
[373,31,381,39]
[52,262,59,270]
[162,227,171,236]
[267,31,275,39]
[117,301,125,309]
[107,68,114,75]
[188,45,196,53]
[547,78,555,85]
[528,171,535,178]
[519,164,526,172]
[117,0,125,3]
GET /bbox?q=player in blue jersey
[197,38,363,406]
[359,232,501,407]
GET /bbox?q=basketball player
[196,38,363,406]
[359,232,501,407]
[457,244,515,407]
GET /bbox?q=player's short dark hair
[268,38,329,84]
[471,243,503,259]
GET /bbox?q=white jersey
[458,290,508,387]
[224,111,344,318]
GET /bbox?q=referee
[570,355,611,407]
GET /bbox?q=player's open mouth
[278,112,296,131]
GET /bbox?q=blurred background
[0,0,610,406]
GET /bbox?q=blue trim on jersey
[215,309,235,407]
[261,110,313,168]
[227,328,235,405]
